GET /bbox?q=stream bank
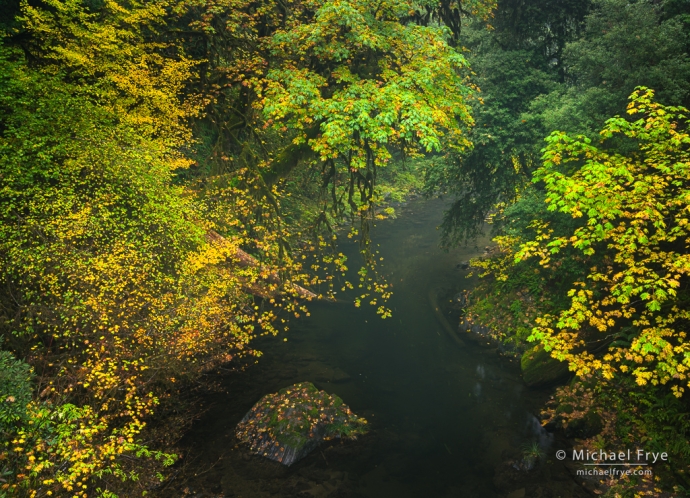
[161,198,591,498]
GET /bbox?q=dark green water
[174,199,572,497]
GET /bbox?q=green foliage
[544,377,690,494]
[520,440,544,460]
[431,0,590,245]
[437,0,690,245]
[447,1,690,493]
[0,351,32,433]
[531,0,690,136]
[471,83,690,498]
[0,0,494,492]
[518,88,690,395]
[0,32,200,498]
[258,0,476,254]
[177,0,487,321]
[263,0,474,162]
[0,0,284,493]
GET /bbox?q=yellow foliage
[514,89,690,395]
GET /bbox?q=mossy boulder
[520,345,570,387]
[555,403,574,415]
[564,410,604,439]
[235,382,367,466]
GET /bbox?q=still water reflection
[177,199,554,497]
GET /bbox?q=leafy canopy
[262,0,474,166]
[0,0,489,494]
[516,88,690,396]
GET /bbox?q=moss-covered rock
[555,403,574,415]
[235,382,367,466]
[564,410,603,439]
[520,345,570,388]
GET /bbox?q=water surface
[175,199,560,497]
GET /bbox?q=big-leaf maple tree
[516,88,690,397]
[0,0,494,494]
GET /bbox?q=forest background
[0,0,689,496]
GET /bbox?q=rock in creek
[235,382,367,466]
[520,345,570,388]
[563,409,604,439]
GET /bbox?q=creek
[172,198,583,498]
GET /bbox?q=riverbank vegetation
[2,0,690,496]
[0,0,489,495]
[441,1,690,495]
